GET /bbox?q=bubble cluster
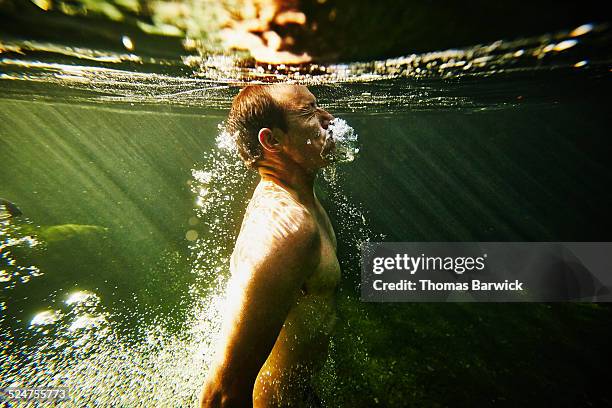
[0,219,44,289]
[321,117,360,163]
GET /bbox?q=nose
[319,109,334,130]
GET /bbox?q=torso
[237,180,340,407]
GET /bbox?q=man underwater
[199,84,340,407]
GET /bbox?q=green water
[2,71,612,406]
[1,102,219,324]
[2,15,612,407]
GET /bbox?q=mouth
[320,131,336,158]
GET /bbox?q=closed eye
[296,103,317,118]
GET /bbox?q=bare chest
[303,209,340,294]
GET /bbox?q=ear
[258,128,282,153]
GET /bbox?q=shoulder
[234,189,320,273]
[242,185,318,243]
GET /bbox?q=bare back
[232,180,340,406]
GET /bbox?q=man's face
[269,85,334,171]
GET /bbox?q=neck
[256,155,317,208]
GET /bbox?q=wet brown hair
[226,85,289,168]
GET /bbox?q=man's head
[226,84,334,172]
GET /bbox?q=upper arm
[206,207,320,395]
